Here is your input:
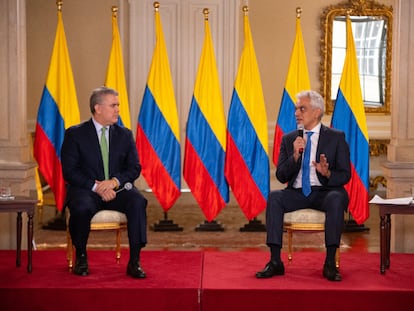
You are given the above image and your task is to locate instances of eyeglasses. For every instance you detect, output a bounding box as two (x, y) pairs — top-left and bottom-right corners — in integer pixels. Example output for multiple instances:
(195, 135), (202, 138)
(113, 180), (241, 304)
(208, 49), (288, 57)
(295, 106), (308, 113)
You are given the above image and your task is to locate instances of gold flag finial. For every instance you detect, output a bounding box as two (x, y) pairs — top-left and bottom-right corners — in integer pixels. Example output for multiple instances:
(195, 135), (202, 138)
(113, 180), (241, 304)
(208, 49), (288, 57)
(296, 7), (302, 18)
(203, 8), (209, 20)
(154, 2), (160, 11)
(56, 1), (63, 12)
(242, 5), (248, 15)
(112, 6), (118, 17)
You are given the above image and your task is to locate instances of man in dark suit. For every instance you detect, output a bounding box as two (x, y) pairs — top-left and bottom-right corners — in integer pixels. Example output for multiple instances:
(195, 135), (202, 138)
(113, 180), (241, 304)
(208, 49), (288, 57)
(61, 86), (147, 278)
(256, 90), (351, 281)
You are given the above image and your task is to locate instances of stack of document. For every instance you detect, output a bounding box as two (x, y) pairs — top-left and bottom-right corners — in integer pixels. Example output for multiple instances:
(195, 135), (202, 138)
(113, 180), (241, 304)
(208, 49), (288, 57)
(369, 194), (413, 205)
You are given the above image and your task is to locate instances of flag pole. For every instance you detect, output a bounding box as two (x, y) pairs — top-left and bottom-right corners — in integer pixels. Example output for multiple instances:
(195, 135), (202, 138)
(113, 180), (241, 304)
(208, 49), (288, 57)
(340, 11), (368, 234)
(141, 2), (183, 231)
(151, 212), (183, 232)
(195, 220), (225, 232)
(39, 0), (72, 231)
(57, 0), (62, 11)
(239, 217), (266, 232)
(150, 1), (180, 232)
(331, 11), (370, 232)
(184, 8), (228, 231)
(343, 213), (370, 232)
(194, 8), (226, 233)
(226, 5), (267, 232)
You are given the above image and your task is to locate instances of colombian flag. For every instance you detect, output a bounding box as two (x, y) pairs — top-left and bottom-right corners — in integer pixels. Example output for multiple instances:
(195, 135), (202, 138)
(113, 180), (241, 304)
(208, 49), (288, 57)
(33, 5), (80, 211)
(273, 12), (310, 165)
(225, 7), (269, 220)
(105, 6), (131, 129)
(136, 4), (181, 211)
(331, 17), (370, 224)
(183, 11), (229, 222)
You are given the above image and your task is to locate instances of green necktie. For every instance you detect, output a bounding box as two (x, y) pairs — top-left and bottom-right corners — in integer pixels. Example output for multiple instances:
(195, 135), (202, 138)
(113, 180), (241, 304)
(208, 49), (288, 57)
(100, 127), (109, 180)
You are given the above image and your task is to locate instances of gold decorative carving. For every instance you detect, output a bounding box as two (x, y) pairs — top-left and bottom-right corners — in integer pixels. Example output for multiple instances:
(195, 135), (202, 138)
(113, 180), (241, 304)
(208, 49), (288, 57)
(370, 175), (387, 191)
(369, 139), (389, 157)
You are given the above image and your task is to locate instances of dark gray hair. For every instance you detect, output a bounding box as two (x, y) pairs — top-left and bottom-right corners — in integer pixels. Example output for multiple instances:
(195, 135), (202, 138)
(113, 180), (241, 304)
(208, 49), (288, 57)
(89, 86), (119, 114)
(296, 90), (325, 120)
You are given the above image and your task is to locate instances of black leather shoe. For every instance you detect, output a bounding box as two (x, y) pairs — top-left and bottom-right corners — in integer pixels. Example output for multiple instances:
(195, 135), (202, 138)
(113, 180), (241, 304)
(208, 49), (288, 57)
(73, 254), (89, 276)
(126, 261), (146, 279)
(256, 261), (285, 278)
(323, 261), (342, 281)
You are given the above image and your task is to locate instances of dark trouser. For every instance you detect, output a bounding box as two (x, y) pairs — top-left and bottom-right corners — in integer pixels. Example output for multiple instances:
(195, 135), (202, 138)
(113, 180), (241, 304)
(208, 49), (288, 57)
(266, 187), (348, 248)
(67, 187), (147, 253)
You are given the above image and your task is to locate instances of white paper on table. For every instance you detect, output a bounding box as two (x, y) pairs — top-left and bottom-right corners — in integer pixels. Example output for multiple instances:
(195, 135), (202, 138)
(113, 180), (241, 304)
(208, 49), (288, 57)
(369, 194), (413, 205)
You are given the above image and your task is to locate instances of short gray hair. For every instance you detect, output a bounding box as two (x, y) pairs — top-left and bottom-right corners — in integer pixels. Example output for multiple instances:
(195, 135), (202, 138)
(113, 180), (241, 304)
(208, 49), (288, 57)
(296, 90), (325, 119)
(89, 86), (119, 114)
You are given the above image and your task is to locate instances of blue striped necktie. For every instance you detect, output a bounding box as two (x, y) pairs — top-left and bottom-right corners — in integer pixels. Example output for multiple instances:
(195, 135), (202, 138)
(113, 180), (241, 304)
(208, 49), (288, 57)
(302, 131), (313, 196)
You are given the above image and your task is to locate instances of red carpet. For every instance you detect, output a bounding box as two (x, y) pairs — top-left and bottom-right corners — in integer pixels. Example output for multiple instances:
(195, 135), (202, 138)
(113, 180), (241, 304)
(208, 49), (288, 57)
(0, 250), (413, 311)
(0, 250), (202, 311)
(201, 251), (414, 311)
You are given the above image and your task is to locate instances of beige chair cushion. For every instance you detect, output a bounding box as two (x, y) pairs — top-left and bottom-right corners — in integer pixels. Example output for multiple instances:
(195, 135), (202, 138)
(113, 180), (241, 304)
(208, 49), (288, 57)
(91, 210), (127, 223)
(284, 208), (325, 224)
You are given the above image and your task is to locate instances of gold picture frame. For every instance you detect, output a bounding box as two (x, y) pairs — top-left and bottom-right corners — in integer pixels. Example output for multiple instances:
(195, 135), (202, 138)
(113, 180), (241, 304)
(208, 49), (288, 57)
(320, 0), (393, 114)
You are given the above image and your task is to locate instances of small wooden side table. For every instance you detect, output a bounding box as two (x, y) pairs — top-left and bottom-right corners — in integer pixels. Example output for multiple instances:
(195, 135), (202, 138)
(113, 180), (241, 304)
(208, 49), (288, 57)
(376, 202), (414, 274)
(0, 196), (37, 272)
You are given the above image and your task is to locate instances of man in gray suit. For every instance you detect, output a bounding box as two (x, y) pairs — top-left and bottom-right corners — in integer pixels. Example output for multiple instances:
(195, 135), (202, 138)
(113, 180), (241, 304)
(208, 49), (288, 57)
(256, 90), (351, 281)
(61, 86), (147, 278)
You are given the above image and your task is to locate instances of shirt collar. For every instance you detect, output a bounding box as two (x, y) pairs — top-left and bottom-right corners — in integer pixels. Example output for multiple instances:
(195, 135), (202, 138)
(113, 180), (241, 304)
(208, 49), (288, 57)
(92, 118), (111, 144)
(92, 117), (109, 133)
(307, 123), (321, 134)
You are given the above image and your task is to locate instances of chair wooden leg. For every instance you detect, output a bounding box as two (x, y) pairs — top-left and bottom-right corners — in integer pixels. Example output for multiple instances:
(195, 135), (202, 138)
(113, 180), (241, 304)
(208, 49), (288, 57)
(66, 229), (73, 270)
(37, 205), (43, 226)
(335, 248), (340, 268)
(287, 229), (293, 263)
(116, 229), (121, 263)
(65, 210), (73, 270)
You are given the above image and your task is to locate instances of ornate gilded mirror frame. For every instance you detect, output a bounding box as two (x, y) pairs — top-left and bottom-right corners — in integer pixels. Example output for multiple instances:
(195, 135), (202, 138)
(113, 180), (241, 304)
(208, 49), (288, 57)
(320, 0), (393, 114)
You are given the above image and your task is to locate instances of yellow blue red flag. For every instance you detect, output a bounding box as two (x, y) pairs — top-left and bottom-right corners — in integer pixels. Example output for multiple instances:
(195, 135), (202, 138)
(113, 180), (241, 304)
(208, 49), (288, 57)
(183, 10), (229, 221)
(225, 7), (269, 220)
(136, 4), (181, 211)
(273, 10), (311, 165)
(331, 17), (370, 224)
(105, 6), (131, 129)
(34, 4), (80, 211)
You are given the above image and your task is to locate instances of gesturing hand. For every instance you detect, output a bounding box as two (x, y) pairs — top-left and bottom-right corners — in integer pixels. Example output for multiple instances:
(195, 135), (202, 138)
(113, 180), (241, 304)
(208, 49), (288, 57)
(313, 154), (331, 178)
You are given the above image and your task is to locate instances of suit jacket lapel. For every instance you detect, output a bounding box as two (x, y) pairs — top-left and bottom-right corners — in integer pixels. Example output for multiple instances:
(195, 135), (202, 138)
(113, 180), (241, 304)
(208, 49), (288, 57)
(87, 119), (106, 178)
(88, 119), (102, 156)
(108, 125), (119, 173)
(316, 124), (327, 159)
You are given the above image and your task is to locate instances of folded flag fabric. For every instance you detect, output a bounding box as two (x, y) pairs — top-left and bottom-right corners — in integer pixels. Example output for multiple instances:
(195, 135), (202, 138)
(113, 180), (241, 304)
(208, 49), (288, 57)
(34, 4), (80, 211)
(105, 6), (131, 129)
(331, 17), (370, 224)
(273, 11), (310, 166)
(184, 10), (229, 221)
(225, 7), (269, 220)
(136, 4), (181, 211)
